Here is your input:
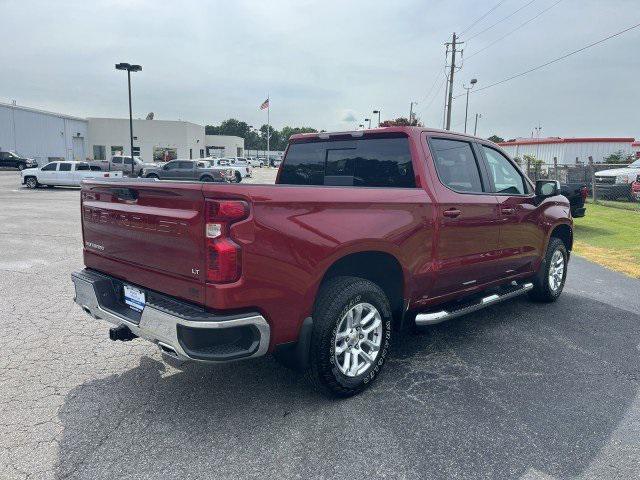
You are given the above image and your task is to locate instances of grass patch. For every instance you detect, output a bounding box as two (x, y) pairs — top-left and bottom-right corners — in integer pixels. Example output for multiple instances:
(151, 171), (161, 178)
(586, 198), (640, 212)
(573, 202), (640, 278)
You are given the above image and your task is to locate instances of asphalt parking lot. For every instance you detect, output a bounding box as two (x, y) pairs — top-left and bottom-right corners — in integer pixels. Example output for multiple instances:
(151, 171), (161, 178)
(1, 169), (639, 480)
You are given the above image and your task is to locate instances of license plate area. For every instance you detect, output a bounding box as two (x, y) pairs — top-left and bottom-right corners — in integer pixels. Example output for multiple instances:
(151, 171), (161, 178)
(123, 284), (146, 312)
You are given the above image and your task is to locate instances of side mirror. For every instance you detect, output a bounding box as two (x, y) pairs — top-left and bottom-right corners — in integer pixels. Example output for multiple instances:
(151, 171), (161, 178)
(535, 180), (559, 197)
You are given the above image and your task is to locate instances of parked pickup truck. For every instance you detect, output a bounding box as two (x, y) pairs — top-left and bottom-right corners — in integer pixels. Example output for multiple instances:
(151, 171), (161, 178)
(71, 127), (573, 397)
(561, 182), (587, 217)
(142, 159), (232, 182)
(0, 151), (38, 170)
(22, 161), (122, 188)
(594, 159), (640, 201)
(90, 155), (145, 176)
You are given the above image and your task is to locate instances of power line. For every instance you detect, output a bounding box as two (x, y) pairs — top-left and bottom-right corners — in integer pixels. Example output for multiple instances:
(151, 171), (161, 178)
(457, 22), (640, 97)
(465, 0), (564, 61)
(460, 0), (508, 36)
(423, 74), (447, 113)
(464, 0), (537, 42)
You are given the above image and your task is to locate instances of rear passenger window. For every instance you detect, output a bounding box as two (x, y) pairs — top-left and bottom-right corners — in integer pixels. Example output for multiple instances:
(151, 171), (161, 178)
(59, 163), (72, 172)
(280, 136), (415, 188)
(429, 138), (484, 193)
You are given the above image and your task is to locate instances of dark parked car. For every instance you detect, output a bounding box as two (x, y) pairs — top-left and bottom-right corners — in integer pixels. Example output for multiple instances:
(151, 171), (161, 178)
(142, 159), (232, 182)
(0, 151), (37, 170)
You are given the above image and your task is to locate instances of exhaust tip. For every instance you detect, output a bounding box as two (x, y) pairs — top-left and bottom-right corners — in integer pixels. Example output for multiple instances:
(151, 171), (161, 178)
(158, 342), (179, 358)
(109, 324), (137, 342)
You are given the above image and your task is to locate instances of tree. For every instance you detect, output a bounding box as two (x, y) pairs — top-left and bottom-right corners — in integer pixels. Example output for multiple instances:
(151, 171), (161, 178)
(205, 118), (252, 138)
(205, 119), (319, 152)
(280, 126), (318, 143)
(603, 150), (635, 164)
(379, 116), (422, 127)
(487, 135), (504, 143)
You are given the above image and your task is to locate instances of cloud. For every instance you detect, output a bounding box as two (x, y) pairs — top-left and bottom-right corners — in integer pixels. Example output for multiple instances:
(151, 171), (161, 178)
(1, 0), (638, 137)
(341, 110), (358, 123)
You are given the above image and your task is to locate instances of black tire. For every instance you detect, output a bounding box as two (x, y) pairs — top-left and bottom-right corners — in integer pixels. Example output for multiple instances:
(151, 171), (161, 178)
(528, 237), (568, 303)
(146, 173), (159, 179)
(24, 176), (38, 189)
(200, 175), (213, 182)
(310, 276), (392, 397)
(234, 172), (242, 183)
(17, 163), (25, 171)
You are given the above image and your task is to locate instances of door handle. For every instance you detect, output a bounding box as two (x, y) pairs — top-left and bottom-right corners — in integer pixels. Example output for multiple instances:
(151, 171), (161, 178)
(443, 208), (462, 218)
(501, 207), (515, 215)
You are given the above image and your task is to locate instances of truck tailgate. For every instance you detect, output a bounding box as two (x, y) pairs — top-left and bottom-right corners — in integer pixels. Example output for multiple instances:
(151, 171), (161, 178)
(81, 179), (206, 304)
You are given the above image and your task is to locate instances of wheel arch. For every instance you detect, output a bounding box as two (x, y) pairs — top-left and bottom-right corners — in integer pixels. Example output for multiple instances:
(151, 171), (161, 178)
(549, 222), (573, 252)
(316, 250), (406, 325)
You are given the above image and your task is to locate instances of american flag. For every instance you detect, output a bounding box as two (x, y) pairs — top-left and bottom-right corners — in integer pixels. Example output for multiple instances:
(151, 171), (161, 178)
(259, 98), (269, 110)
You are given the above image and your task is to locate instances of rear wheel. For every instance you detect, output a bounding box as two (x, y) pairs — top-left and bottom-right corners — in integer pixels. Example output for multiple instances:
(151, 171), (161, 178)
(200, 175), (213, 182)
(25, 176), (38, 189)
(529, 237), (568, 302)
(17, 163), (25, 171)
(146, 173), (159, 179)
(310, 276), (392, 397)
(234, 172), (242, 183)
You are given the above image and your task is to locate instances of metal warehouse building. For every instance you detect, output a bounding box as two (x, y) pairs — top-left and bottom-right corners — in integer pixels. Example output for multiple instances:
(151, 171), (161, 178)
(0, 101), (88, 164)
(498, 137), (636, 164)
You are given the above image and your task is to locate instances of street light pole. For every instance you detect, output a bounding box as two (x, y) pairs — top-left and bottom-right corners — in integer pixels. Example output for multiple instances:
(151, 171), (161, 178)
(365, 118), (371, 129)
(463, 78), (477, 133)
(115, 62), (142, 176)
(373, 110), (381, 127)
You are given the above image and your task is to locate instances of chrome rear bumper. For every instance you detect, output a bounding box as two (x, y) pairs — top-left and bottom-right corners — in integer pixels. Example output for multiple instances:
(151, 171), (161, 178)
(71, 269), (270, 363)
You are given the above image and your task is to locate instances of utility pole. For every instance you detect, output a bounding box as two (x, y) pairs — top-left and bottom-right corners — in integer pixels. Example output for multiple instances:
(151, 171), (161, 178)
(444, 32), (463, 131)
(474, 113), (482, 136)
(409, 101), (417, 125)
(534, 122), (542, 159)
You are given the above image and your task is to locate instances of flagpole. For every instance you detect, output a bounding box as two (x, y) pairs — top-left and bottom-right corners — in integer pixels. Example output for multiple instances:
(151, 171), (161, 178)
(266, 94), (270, 165)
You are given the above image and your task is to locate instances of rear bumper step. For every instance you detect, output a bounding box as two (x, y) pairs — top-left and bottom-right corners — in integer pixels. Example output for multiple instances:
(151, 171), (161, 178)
(71, 269), (270, 363)
(415, 282), (533, 326)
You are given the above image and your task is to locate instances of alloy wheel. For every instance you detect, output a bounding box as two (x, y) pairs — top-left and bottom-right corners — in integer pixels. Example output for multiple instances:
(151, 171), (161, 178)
(333, 302), (383, 377)
(548, 249), (565, 292)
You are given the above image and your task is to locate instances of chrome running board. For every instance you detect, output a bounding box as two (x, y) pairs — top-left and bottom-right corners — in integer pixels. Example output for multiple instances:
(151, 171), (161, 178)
(415, 282), (533, 326)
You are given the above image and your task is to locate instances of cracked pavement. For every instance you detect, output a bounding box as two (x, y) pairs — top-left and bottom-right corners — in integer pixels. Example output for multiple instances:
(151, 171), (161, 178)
(0, 170), (639, 479)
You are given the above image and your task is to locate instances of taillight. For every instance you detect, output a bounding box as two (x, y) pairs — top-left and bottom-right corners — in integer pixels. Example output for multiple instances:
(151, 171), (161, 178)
(205, 200), (249, 283)
(580, 185), (588, 200)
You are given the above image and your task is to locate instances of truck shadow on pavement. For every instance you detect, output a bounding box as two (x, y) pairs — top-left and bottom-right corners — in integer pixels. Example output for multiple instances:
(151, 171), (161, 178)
(55, 294), (640, 479)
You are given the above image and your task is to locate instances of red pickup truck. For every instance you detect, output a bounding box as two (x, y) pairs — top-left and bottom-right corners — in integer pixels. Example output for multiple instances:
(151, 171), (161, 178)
(72, 127), (572, 396)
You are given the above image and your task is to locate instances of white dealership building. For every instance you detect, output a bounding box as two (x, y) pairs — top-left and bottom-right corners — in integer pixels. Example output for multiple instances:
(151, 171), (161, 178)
(0, 100), (244, 164)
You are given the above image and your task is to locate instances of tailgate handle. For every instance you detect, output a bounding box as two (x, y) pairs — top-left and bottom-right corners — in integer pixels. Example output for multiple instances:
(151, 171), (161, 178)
(112, 188), (138, 202)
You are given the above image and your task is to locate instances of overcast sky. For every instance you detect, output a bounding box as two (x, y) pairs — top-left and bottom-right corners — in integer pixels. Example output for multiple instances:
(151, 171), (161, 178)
(2, 0), (638, 139)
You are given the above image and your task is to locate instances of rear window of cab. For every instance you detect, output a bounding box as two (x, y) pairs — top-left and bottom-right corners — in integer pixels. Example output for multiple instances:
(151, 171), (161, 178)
(279, 136), (415, 188)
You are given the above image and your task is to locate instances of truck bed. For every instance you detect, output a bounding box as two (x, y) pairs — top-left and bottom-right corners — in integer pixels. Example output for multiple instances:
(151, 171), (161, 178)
(80, 178), (430, 346)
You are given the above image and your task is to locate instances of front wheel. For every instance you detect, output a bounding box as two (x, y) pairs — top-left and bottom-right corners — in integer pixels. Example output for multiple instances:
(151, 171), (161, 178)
(234, 172), (242, 183)
(17, 163), (25, 171)
(146, 173), (159, 179)
(310, 276), (392, 397)
(25, 176), (38, 189)
(528, 237), (568, 302)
